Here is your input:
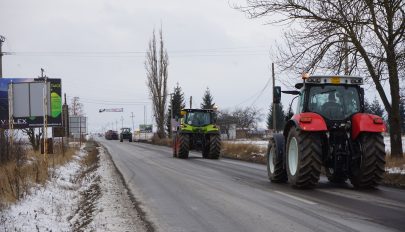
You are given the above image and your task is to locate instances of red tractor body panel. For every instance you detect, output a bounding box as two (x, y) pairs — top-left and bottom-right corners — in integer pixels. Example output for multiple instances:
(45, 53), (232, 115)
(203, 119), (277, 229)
(351, 113), (386, 140)
(292, 112), (327, 131)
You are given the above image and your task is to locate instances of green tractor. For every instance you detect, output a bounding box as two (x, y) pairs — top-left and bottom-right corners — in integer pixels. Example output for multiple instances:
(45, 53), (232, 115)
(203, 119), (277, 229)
(120, 127), (133, 142)
(173, 109), (221, 159)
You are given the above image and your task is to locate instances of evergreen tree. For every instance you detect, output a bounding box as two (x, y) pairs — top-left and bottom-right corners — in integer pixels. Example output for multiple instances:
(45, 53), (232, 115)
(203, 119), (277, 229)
(201, 87), (215, 109)
(369, 97), (385, 117)
(166, 83), (185, 137)
(267, 103), (286, 132)
(364, 98), (371, 114)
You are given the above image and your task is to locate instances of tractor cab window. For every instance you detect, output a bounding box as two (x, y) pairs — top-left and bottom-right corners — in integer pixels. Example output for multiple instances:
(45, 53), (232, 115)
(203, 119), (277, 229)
(185, 111), (211, 126)
(308, 85), (360, 120)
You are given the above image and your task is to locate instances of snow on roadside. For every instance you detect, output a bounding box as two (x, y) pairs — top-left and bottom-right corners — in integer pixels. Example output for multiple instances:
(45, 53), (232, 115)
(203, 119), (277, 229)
(0, 144), (148, 232)
(87, 146), (147, 231)
(0, 150), (86, 231)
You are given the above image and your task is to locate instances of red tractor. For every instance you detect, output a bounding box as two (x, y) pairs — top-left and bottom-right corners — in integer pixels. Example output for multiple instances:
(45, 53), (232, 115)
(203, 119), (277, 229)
(268, 75), (386, 189)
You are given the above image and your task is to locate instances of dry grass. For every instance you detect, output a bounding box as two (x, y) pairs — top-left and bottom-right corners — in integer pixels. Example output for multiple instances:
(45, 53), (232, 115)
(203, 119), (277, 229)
(0, 142), (77, 208)
(221, 142), (266, 164)
(385, 155), (405, 168)
(151, 134), (172, 147)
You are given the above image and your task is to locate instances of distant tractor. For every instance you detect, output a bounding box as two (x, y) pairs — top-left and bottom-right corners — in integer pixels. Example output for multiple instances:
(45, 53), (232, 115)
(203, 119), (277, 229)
(120, 128), (133, 142)
(268, 75), (386, 189)
(173, 109), (221, 159)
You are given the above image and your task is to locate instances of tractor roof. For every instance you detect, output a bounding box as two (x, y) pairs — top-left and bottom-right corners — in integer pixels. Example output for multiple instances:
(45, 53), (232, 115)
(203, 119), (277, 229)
(295, 75), (363, 89)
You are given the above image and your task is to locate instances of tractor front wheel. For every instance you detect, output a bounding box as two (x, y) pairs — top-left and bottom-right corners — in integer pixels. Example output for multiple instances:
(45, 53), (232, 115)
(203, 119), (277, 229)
(177, 134), (190, 159)
(350, 133), (385, 188)
(267, 139), (287, 183)
(286, 128), (322, 188)
(208, 134), (221, 159)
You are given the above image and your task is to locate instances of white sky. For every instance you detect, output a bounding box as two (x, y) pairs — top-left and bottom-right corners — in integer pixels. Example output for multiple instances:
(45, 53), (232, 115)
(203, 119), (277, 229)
(0, 0), (380, 132)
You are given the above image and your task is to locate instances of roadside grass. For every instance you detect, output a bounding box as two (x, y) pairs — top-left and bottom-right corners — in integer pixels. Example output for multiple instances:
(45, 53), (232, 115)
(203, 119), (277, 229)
(151, 135), (172, 147)
(0, 141), (77, 208)
(385, 155), (405, 169)
(221, 142), (266, 164)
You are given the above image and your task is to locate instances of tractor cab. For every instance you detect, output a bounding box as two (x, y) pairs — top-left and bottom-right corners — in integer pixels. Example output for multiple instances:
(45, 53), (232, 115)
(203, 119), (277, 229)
(181, 109), (217, 127)
(293, 76), (364, 128)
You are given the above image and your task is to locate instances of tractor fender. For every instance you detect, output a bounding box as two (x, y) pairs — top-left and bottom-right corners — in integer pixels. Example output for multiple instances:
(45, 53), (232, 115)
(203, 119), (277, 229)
(284, 113), (327, 136)
(351, 113), (386, 140)
(270, 133), (285, 161)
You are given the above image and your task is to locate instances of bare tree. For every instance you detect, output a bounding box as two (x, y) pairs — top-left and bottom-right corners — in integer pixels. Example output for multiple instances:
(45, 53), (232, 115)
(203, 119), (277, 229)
(232, 107), (262, 138)
(238, 0), (404, 157)
(69, 96), (84, 116)
(145, 28), (169, 138)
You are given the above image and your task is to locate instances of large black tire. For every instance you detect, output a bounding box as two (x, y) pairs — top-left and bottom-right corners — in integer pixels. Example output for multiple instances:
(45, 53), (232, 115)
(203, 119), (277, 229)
(267, 138), (287, 183)
(207, 134), (221, 159)
(172, 135), (177, 158)
(129, 136), (132, 142)
(350, 133), (385, 189)
(177, 134), (190, 159)
(286, 128), (322, 188)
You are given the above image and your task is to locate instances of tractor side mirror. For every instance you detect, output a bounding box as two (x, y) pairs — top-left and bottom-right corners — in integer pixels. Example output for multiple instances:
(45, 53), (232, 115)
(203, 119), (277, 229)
(273, 86), (281, 104)
(359, 88), (365, 110)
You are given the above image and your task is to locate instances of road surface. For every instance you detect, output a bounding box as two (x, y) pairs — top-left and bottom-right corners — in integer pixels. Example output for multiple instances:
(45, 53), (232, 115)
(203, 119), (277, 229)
(100, 139), (405, 232)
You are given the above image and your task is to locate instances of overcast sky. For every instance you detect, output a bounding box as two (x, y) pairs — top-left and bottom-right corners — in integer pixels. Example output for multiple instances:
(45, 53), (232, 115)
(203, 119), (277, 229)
(0, 0), (347, 132)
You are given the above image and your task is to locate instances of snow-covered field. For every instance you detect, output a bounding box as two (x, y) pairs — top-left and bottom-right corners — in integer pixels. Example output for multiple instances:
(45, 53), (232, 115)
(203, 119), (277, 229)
(0, 145), (147, 231)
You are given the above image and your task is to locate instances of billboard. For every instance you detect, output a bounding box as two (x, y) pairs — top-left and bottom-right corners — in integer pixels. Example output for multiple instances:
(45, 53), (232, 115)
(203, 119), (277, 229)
(69, 116), (87, 134)
(0, 78), (62, 129)
(139, 124), (153, 133)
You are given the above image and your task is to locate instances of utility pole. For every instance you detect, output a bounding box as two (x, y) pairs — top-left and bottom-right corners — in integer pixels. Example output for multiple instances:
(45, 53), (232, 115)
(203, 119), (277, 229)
(120, 116), (124, 129)
(0, 35), (5, 78)
(130, 112), (135, 132)
(189, 96), (192, 108)
(272, 63), (277, 133)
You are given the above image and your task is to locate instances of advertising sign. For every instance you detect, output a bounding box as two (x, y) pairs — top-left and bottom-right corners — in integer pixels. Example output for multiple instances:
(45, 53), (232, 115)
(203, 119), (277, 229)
(139, 124), (153, 133)
(69, 116), (87, 134)
(0, 78), (62, 129)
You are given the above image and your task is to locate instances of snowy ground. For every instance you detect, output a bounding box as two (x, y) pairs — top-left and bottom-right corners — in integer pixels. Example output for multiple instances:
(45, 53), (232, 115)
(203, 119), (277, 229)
(0, 144), (148, 231)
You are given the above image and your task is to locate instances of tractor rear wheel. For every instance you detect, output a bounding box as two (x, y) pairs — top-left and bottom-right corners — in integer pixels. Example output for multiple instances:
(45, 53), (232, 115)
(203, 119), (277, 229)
(177, 133), (190, 159)
(267, 139), (287, 183)
(286, 128), (322, 188)
(350, 133), (385, 189)
(207, 134), (221, 159)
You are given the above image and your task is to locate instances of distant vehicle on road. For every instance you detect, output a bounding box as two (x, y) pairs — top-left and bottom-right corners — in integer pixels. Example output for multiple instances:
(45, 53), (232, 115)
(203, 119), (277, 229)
(105, 130), (119, 140)
(120, 128), (133, 142)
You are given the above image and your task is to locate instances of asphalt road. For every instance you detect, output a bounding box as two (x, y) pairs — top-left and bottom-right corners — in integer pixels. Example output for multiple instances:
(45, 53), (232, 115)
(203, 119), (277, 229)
(100, 139), (405, 232)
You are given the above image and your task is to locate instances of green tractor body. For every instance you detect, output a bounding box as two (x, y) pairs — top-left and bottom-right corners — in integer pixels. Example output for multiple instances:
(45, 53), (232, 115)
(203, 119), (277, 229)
(120, 127), (133, 142)
(173, 109), (221, 159)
